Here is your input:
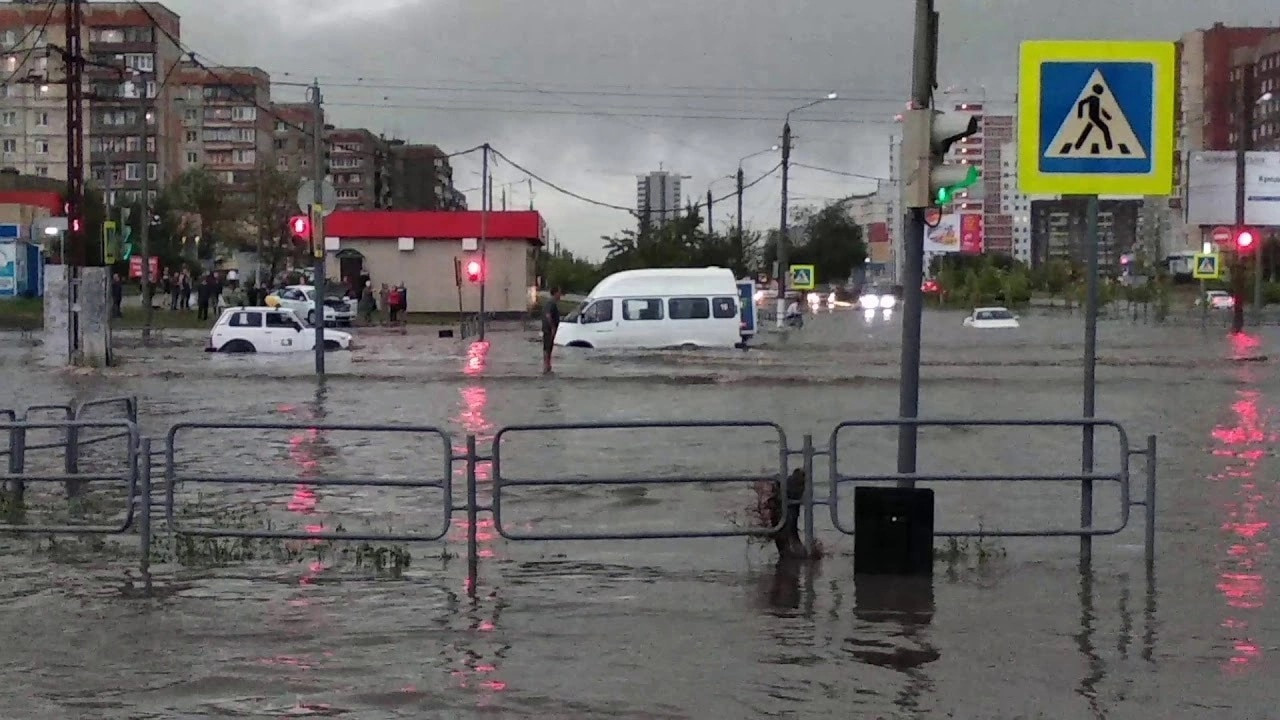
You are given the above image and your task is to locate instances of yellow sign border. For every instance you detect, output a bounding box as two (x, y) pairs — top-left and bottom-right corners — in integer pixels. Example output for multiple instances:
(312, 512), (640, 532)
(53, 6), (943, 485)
(1192, 252), (1221, 280)
(789, 264), (816, 290)
(1018, 40), (1175, 196)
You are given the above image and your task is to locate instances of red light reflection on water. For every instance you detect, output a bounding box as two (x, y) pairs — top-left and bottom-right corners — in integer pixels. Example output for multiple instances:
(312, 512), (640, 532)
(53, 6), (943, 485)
(449, 340), (507, 702)
(278, 403), (329, 585)
(1209, 380), (1273, 673)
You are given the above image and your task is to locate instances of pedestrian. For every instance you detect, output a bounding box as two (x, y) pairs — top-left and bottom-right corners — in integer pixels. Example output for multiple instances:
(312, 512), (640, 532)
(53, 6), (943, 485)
(359, 280), (376, 324)
(542, 287), (562, 374)
(387, 283), (401, 324)
(179, 270), (192, 310)
(196, 273), (215, 321)
(379, 283), (390, 323)
(110, 273), (123, 318)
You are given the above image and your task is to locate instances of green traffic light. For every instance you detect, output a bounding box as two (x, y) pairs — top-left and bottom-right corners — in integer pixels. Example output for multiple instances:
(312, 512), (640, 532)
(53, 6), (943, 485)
(935, 165), (981, 205)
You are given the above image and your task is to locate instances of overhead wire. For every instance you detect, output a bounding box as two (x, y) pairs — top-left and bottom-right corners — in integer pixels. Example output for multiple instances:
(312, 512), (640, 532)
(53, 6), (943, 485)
(0, 0), (58, 87)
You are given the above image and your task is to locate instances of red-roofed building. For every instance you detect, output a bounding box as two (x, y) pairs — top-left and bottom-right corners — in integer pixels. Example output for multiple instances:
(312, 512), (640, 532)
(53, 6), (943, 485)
(323, 210), (547, 314)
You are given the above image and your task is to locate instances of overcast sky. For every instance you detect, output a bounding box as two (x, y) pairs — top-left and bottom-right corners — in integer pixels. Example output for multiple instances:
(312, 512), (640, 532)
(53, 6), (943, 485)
(162, 0), (1279, 260)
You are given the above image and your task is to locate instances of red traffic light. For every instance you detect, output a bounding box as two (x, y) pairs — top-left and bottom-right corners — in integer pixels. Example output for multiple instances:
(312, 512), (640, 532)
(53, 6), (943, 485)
(1235, 229), (1256, 251)
(288, 215), (311, 242)
(465, 259), (483, 282)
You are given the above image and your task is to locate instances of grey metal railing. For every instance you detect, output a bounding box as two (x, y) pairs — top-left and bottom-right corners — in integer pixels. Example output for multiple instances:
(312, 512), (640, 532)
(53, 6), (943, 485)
(0, 398), (1159, 594)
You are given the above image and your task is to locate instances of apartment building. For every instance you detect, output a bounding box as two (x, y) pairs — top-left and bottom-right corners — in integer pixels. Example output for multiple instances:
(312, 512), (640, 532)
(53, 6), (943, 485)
(270, 101), (323, 178)
(998, 141), (1034, 266)
(326, 127), (389, 210)
(636, 170), (682, 227)
(387, 141), (462, 211)
(1229, 31), (1280, 151)
(173, 62), (272, 206)
(0, 1), (182, 205)
(1030, 198), (1139, 271)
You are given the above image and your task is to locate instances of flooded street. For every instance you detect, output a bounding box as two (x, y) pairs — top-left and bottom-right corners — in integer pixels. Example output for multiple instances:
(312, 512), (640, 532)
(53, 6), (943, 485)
(0, 307), (1276, 719)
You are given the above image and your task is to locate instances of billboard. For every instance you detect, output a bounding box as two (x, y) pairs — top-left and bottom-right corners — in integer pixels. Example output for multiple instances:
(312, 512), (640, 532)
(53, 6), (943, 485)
(960, 213), (984, 254)
(0, 239), (15, 297)
(924, 214), (961, 254)
(1187, 151), (1280, 226)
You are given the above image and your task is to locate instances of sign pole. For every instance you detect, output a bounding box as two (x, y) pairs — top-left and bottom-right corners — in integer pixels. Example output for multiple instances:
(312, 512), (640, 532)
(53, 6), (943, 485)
(310, 80), (326, 376)
(1081, 194), (1100, 565)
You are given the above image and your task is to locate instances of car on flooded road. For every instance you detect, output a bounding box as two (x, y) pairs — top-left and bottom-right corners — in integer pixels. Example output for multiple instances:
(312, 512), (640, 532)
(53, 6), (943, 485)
(207, 306), (353, 353)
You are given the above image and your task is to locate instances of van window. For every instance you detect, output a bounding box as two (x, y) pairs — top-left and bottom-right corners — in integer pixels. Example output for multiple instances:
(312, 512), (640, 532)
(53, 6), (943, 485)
(622, 298), (663, 321)
(668, 297), (710, 320)
(582, 299), (614, 324)
(228, 311), (261, 327)
(711, 297), (737, 319)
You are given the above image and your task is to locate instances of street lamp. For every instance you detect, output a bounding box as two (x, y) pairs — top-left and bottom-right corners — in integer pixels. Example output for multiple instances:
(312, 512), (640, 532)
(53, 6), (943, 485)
(777, 93), (837, 326)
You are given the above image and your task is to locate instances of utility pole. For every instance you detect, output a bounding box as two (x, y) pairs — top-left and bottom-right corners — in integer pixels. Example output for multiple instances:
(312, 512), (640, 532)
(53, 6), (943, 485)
(528, 178), (534, 210)
(138, 83), (153, 341)
(479, 143), (489, 341)
(1232, 70), (1249, 334)
(706, 188), (713, 235)
(310, 80), (326, 374)
(735, 167), (745, 274)
(501, 186), (507, 211)
(64, 0), (86, 362)
(777, 122), (792, 328)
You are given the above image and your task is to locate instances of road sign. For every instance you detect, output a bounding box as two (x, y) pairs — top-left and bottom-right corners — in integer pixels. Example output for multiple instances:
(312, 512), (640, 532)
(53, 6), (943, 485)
(1192, 252), (1221, 280)
(297, 179), (338, 216)
(1018, 40), (1175, 196)
(789, 264), (816, 291)
(1211, 226), (1232, 246)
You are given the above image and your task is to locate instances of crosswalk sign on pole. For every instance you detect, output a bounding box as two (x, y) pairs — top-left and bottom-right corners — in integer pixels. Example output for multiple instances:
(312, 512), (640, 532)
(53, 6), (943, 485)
(1192, 252), (1221, 280)
(1018, 40), (1175, 196)
(789, 264), (816, 291)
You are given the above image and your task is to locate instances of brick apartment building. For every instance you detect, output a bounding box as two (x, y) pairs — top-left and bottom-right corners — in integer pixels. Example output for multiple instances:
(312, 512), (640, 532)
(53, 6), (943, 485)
(326, 127), (389, 210)
(270, 101), (323, 177)
(387, 141), (464, 211)
(173, 62), (272, 206)
(1230, 32), (1280, 152)
(0, 2), (183, 206)
(942, 102), (1018, 258)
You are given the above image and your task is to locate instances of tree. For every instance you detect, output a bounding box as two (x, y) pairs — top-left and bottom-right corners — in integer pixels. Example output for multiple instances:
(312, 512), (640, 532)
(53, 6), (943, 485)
(538, 246), (601, 293)
(166, 167), (245, 259)
(760, 202), (867, 284)
(249, 164), (304, 281)
(600, 210), (739, 275)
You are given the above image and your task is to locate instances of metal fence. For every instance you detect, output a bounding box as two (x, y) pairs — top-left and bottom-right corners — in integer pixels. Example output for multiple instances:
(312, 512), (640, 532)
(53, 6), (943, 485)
(1, 397), (1158, 592)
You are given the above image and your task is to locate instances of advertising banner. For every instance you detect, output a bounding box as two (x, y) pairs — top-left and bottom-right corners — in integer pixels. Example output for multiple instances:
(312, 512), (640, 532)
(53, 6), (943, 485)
(924, 214), (961, 254)
(1187, 151), (1280, 226)
(0, 239), (16, 297)
(128, 255), (159, 280)
(960, 213), (984, 254)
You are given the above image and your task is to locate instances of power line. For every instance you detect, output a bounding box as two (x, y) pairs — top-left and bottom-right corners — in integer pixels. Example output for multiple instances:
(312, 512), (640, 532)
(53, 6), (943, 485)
(791, 162), (889, 181)
(321, 99), (897, 125)
(0, 1), (58, 87)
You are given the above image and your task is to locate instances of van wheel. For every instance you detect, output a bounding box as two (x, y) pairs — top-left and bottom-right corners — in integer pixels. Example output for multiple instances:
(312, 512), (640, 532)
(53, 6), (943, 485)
(219, 339), (255, 353)
(323, 340), (341, 351)
(567, 341), (593, 348)
(306, 310), (316, 325)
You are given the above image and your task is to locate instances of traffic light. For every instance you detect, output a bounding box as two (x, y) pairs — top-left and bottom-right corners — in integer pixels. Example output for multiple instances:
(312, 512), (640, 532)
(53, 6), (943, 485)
(288, 215), (311, 243)
(1235, 228), (1256, 252)
(901, 107), (982, 208)
(464, 257), (483, 283)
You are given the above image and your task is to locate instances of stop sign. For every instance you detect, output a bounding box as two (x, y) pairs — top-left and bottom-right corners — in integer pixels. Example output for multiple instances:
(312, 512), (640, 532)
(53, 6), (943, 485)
(1211, 226), (1232, 245)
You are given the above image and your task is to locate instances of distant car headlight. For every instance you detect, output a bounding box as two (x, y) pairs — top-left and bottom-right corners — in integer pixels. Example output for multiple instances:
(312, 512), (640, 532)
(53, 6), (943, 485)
(879, 295), (896, 309)
(860, 294), (880, 310)
(806, 292), (820, 305)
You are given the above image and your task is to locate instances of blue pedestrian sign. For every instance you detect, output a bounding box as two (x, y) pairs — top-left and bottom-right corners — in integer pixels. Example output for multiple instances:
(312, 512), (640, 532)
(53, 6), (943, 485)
(789, 264), (815, 291)
(1018, 41), (1175, 196)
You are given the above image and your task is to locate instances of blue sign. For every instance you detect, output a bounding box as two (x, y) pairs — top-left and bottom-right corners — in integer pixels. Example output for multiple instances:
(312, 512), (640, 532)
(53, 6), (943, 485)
(736, 280), (756, 338)
(1038, 62), (1153, 176)
(0, 238), (16, 298)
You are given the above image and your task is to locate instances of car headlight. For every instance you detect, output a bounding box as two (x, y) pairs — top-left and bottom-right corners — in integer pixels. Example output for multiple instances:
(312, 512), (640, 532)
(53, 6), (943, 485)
(860, 294), (880, 309)
(879, 295), (896, 309)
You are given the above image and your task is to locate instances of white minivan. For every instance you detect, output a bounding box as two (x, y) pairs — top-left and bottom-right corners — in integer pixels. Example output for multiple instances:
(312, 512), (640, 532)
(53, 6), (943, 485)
(554, 267), (743, 349)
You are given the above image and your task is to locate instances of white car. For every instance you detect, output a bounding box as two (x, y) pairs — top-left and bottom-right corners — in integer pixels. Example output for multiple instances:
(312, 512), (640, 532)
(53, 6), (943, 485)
(963, 307), (1020, 329)
(1198, 290), (1234, 310)
(266, 285), (355, 326)
(207, 306), (353, 353)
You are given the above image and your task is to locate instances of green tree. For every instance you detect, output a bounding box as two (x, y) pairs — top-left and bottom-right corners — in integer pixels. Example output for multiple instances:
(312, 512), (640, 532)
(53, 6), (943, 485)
(249, 164), (304, 281)
(761, 202), (867, 285)
(167, 167), (244, 259)
(538, 246), (601, 293)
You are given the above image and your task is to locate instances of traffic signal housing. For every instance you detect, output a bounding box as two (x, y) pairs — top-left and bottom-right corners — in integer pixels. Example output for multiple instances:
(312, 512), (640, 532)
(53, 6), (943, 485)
(464, 257), (483, 283)
(288, 215), (311, 244)
(901, 107), (982, 208)
(1234, 228), (1257, 253)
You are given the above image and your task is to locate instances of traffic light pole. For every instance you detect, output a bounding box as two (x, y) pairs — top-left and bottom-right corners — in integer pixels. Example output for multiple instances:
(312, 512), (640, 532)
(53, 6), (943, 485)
(776, 122), (791, 328)
(479, 144), (489, 341)
(311, 80), (326, 375)
(895, 0), (936, 488)
(1232, 74), (1249, 334)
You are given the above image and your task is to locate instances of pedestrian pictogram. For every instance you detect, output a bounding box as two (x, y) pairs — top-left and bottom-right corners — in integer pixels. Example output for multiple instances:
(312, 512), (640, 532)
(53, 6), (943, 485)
(1018, 40), (1175, 196)
(1192, 252), (1221, 280)
(1044, 70), (1145, 159)
(789, 264), (815, 290)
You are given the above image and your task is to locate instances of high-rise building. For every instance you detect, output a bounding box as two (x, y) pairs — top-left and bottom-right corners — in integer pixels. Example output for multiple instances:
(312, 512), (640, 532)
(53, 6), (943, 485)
(636, 170), (682, 227)
(269, 101), (323, 178)
(173, 63), (272, 207)
(387, 142), (462, 211)
(326, 128), (389, 210)
(0, 2), (183, 204)
(999, 141), (1034, 266)
(944, 102), (1017, 256)
(1229, 31), (1280, 151)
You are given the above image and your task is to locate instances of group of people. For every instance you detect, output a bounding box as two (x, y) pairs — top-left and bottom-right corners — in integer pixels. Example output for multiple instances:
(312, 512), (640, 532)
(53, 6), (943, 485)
(108, 267), (238, 321)
(341, 276), (408, 325)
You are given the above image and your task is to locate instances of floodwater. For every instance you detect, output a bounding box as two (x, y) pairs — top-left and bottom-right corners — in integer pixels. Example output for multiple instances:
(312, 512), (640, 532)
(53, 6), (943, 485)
(0, 307), (1276, 719)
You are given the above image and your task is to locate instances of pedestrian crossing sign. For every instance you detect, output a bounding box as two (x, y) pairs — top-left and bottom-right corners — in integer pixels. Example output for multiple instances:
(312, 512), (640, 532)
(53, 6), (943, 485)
(1193, 252), (1221, 280)
(1018, 40), (1175, 196)
(789, 264), (815, 290)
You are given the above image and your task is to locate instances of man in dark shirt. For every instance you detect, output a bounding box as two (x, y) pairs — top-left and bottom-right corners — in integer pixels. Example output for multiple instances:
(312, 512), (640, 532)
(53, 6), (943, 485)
(542, 287), (562, 373)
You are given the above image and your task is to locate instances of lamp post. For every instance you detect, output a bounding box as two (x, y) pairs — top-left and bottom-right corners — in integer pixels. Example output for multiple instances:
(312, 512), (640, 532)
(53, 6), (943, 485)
(777, 93), (837, 327)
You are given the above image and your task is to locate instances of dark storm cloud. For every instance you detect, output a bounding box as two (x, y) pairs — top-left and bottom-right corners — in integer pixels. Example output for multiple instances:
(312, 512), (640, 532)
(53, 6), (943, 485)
(169, 0), (1278, 257)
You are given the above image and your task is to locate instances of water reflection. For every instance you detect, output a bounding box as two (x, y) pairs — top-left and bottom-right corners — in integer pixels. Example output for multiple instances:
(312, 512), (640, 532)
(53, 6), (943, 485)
(1210, 332), (1273, 673)
(278, 383), (332, 586)
(449, 340), (507, 704)
(850, 576), (938, 714)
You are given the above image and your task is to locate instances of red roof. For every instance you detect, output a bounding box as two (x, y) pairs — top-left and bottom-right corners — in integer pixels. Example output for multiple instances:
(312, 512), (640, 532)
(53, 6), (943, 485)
(0, 190), (63, 214)
(325, 210), (545, 243)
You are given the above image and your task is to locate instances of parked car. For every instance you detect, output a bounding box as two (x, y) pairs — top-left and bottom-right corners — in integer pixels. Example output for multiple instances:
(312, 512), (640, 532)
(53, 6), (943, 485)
(1197, 290), (1234, 310)
(963, 307), (1020, 329)
(265, 285), (355, 326)
(207, 306), (353, 353)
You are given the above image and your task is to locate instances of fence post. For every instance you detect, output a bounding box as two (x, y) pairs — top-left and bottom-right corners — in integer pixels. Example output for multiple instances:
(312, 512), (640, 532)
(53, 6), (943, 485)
(139, 437), (152, 577)
(1144, 434), (1156, 571)
(65, 410), (82, 499)
(5, 423), (25, 509)
(465, 433), (479, 597)
(801, 434), (816, 556)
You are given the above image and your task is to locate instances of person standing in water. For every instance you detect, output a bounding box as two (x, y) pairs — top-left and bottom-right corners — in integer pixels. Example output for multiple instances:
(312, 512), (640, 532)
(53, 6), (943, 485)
(542, 287), (562, 373)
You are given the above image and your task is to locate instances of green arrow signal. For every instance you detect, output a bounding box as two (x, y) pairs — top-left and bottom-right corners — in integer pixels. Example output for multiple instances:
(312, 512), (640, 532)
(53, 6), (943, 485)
(935, 165), (981, 206)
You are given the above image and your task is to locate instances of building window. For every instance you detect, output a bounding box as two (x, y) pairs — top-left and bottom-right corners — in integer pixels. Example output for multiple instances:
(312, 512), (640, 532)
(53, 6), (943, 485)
(34, 111), (48, 126)
(336, 188), (360, 200)
(148, 163), (157, 181)
(147, 136), (155, 152)
(1, 139), (13, 153)
(277, 156), (289, 170)
(185, 130), (197, 143)
(186, 151), (198, 163)
(34, 139), (49, 154)
(231, 106), (256, 121)
(235, 128), (255, 142)
(233, 149), (255, 164)
(2, 55), (16, 73)
(0, 111), (13, 126)
(125, 163), (140, 180)
(34, 165), (48, 177)
(124, 53), (154, 72)
(184, 108), (197, 121)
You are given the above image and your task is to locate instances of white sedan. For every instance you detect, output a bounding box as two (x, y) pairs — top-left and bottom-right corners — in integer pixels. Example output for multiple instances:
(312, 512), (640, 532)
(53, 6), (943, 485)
(1198, 290), (1235, 310)
(265, 285), (355, 326)
(963, 307), (1020, 329)
(207, 307), (353, 353)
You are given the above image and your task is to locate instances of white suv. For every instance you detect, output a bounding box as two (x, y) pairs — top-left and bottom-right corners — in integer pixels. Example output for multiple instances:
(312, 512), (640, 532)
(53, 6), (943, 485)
(266, 285), (356, 326)
(207, 306), (353, 353)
